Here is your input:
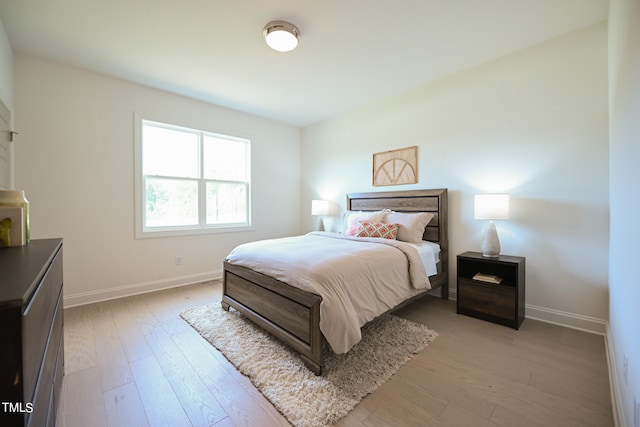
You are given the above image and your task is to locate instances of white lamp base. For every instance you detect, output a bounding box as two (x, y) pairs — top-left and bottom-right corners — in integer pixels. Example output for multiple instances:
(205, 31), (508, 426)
(481, 221), (501, 257)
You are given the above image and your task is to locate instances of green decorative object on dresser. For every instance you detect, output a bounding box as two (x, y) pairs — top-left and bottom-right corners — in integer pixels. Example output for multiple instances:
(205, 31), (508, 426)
(0, 216), (13, 247)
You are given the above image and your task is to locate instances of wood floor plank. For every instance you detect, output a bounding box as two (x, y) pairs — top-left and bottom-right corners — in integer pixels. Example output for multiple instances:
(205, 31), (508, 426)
(346, 412), (396, 427)
(63, 305), (99, 374)
(361, 372), (449, 417)
(422, 333), (533, 385)
(144, 327), (227, 427)
(334, 404), (373, 427)
(129, 355), (193, 427)
(212, 417), (238, 427)
(122, 293), (165, 336)
(172, 329), (290, 427)
(489, 403), (548, 427)
(392, 359), (497, 421)
(61, 366), (108, 427)
(90, 302), (135, 392)
(366, 392), (447, 427)
(528, 367), (613, 415)
(144, 287), (199, 336)
(511, 335), (609, 386)
(103, 382), (150, 427)
(439, 401), (501, 427)
(104, 298), (154, 362)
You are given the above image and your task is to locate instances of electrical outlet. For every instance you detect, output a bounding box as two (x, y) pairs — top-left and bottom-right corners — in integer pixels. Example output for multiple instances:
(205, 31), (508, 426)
(624, 355), (629, 385)
(175, 256), (183, 266)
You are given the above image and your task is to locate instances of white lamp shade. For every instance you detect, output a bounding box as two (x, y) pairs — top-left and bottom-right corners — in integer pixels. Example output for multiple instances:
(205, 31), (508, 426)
(474, 194), (510, 220)
(311, 199), (330, 216)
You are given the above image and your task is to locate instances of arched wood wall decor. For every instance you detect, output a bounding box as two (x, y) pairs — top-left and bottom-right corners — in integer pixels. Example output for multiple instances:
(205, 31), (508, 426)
(372, 146), (418, 186)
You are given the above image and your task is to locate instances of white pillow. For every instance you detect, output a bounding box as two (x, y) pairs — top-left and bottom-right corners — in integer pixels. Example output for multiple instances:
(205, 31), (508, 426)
(384, 211), (435, 243)
(342, 210), (386, 235)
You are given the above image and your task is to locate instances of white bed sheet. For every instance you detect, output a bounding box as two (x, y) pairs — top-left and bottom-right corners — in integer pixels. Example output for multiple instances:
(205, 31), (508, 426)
(407, 240), (440, 277)
(225, 232), (433, 354)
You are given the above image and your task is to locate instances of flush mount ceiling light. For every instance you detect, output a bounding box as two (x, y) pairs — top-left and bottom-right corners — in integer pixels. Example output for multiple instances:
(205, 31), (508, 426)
(263, 21), (299, 52)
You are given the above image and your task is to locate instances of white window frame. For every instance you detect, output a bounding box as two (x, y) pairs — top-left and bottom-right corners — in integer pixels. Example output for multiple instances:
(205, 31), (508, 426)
(134, 115), (253, 238)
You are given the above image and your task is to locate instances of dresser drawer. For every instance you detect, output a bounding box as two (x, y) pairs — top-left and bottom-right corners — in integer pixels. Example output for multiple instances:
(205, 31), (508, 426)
(26, 289), (63, 427)
(22, 248), (63, 402)
(51, 331), (64, 426)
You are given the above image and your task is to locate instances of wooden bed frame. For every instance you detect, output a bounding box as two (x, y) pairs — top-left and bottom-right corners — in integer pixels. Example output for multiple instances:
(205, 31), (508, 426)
(221, 188), (448, 375)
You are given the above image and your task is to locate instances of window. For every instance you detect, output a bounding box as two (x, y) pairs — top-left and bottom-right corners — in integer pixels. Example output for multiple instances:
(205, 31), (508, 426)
(136, 118), (251, 237)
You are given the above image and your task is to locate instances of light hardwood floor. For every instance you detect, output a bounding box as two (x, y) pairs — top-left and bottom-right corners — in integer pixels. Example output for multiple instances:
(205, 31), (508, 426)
(59, 281), (614, 427)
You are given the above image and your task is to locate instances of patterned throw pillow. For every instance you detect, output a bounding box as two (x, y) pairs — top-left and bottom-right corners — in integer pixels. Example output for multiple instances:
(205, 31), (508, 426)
(356, 221), (399, 240)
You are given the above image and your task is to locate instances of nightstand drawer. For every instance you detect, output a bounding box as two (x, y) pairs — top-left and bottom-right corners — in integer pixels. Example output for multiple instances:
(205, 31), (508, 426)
(458, 279), (515, 320)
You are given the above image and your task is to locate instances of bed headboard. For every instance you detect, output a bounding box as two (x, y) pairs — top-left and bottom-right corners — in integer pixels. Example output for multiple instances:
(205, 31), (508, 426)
(346, 188), (448, 252)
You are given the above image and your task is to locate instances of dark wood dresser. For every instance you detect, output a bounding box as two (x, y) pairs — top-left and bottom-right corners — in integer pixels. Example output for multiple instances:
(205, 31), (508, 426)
(0, 239), (64, 426)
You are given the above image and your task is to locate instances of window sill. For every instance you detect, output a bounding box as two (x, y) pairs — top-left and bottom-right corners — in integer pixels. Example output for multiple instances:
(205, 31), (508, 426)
(135, 225), (255, 239)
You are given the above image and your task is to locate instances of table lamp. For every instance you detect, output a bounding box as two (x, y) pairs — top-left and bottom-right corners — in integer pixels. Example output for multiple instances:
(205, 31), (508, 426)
(474, 194), (510, 257)
(311, 199), (330, 231)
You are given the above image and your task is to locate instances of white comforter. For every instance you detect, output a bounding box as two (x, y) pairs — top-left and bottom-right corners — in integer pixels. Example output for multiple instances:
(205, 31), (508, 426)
(225, 231), (431, 353)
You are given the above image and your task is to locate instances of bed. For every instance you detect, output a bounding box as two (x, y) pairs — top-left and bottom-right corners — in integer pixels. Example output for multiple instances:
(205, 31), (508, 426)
(221, 188), (448, 375)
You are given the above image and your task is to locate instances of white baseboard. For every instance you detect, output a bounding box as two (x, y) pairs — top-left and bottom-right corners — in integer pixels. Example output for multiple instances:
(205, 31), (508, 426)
(524, 304), (607, 335)
(63, 269), (223, 308)
(605, 324), (626, 427)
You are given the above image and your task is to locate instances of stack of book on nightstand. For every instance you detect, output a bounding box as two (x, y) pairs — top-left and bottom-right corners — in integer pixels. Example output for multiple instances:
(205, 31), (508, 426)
(473, 272), (503, 284)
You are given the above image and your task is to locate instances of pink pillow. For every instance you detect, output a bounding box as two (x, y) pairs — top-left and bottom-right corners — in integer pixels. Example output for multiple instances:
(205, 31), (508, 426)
(356, 221), (399, 240)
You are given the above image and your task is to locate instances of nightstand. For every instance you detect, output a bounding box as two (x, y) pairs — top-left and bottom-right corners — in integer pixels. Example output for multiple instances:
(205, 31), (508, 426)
(456, 251), (525, 329)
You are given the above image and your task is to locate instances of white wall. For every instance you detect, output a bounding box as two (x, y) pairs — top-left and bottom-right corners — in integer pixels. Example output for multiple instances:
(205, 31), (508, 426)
(301, 23), (609, 332)
(14, 55), (301, 306)
(0, 18), (14, 190)
(0, 18), (12, 111)
(608, 0), (640, 425)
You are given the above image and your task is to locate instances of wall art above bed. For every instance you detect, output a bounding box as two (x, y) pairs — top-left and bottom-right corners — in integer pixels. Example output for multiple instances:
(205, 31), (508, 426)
(372, 145), (418, 186)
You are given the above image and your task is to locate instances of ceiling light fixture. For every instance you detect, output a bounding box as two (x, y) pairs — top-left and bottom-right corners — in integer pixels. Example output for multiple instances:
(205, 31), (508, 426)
(263, 21), (299, 52)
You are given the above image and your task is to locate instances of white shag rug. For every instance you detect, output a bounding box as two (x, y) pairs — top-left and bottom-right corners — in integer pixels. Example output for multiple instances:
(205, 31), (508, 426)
(180, 304), (437, 427)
